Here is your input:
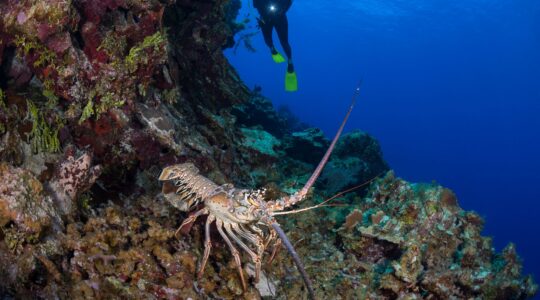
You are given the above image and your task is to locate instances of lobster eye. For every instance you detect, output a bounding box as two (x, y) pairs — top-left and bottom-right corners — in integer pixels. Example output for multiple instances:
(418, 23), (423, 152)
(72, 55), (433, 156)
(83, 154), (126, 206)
(245, 193), (260, 208)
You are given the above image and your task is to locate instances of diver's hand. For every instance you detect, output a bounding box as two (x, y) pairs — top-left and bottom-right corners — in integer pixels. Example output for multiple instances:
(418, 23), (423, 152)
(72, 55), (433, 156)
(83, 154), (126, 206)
(256, 17), (265, 29)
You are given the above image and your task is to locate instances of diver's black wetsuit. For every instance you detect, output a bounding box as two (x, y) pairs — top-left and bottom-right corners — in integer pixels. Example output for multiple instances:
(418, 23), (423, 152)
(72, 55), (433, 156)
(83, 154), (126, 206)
(254, 0), (293, 60)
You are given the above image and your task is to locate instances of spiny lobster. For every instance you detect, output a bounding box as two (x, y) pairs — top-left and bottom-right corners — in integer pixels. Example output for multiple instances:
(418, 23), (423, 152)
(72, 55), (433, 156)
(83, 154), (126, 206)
(159, 84), (362, 299)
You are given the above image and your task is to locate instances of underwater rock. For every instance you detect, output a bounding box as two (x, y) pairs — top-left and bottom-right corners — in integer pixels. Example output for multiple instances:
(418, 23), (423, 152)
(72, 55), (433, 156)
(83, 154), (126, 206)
(135, 103), (183, 155)
(240, 127), (281, 157)
(0, 130), (25, 166)
(319, 130), (389, 194)
(47, 148), (101, 218)
(282, 129), (389, 195)
(232, 94), (288, 138)
(338, 172), (537, 299)
(318, 156), (369, 195)
(334, 130), (388, 172)
(284, 127), (329, 164)
(0, 163), (59, 234)
(5, 56), (33, 88)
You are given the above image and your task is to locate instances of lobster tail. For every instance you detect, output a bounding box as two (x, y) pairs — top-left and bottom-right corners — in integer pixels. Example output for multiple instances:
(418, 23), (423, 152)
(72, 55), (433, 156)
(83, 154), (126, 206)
(159, 163), (220, 211)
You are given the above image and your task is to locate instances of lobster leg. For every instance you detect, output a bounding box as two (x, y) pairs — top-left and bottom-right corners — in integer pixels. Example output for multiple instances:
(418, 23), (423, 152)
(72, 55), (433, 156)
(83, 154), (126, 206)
(232, 224), (264, 283)
(224, 223), (260, 282)
(176, 208), (208, 237)
(197, 214), (215, 279)
(216, 219), (247, 291)
(249, 224), (264, 239)
(268, 236), (282, 265)
(264, 228), (277, 249)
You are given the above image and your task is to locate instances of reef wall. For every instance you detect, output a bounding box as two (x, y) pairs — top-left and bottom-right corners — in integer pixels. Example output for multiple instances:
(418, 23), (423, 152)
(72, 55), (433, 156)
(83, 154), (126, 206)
(0, 0), (537, 299)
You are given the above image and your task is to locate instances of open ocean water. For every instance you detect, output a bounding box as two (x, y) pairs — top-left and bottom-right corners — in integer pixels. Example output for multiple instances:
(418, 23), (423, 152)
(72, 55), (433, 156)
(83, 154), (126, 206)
(226, 0), (540, 289)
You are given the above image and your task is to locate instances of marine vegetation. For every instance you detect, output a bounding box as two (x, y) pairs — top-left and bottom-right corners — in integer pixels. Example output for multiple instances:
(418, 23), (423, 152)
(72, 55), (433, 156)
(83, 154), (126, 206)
(26, 100), (63, 153)
(0, 0), (537, 299)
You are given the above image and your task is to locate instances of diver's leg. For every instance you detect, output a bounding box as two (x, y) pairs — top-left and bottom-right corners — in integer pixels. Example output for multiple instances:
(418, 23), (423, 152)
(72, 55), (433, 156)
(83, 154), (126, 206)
(262, 22), (286, 63)
(275, 15), (293, 70)
(275, 15), (297, 91)
(261, 22), (275, 52)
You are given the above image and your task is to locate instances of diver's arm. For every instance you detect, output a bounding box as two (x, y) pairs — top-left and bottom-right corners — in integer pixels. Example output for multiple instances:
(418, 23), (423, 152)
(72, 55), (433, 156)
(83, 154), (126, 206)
(254, 0), (270, 17)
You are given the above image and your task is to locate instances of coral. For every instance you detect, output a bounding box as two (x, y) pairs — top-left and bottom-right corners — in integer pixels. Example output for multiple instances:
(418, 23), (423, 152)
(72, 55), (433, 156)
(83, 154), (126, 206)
(337, 172), (537, 299)
(47, 148), (101, 218)
(343, 209), (363, 230)
(0, 163), (60, 234)
(240, 127), (281, 157)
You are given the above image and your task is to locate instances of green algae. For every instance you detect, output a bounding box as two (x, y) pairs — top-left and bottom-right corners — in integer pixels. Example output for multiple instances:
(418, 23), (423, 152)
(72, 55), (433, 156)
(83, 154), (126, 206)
(2, 226), (40, 253)
(163, 87), (179, 104)
(125, 31), (167, 73)
(96, 92), (125, 115)
(78, 31), (167, 124)
(98, 32), (128, 59)
(0, 88), (5, 134)
(0, 88), (5, 108)
(42, 88), (59, 108)
(26, 100), (62, 153)
(79, 90), (125, 124)
(79, 99), (94, 124)
(14, 35), (57, 69)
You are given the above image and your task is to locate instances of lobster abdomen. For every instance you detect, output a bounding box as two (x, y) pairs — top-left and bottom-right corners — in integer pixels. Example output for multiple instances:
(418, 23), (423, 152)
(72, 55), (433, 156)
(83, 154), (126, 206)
(159, 163), (220, 211)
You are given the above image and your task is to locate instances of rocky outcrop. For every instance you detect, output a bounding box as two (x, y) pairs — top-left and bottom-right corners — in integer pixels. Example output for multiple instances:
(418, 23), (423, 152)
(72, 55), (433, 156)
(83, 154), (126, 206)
(337, 172), (537, 299)
(0, 163), (60, 234)
(319, 130), (389, 194)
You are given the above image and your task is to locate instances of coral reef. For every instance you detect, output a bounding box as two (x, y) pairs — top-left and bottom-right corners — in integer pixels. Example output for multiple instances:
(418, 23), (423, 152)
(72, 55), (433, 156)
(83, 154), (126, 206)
(0, 162), (59, 234)
(336, 172), (537, 299)
(0, 0), (536, 299)
(232, 94), (289, 138)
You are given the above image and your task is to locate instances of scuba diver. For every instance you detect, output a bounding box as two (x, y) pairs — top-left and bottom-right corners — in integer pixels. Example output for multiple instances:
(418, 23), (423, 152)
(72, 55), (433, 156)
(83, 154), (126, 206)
(253, 0), (297, 92)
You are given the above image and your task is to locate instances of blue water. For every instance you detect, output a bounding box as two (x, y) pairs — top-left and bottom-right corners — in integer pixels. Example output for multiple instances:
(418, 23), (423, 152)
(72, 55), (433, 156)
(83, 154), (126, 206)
(226, 0), (540, 286)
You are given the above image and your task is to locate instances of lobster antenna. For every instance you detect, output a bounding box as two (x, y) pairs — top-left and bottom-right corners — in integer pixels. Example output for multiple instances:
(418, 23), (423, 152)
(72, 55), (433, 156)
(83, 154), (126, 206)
(286, 81), (363, 207)
(271, 222), (316, 299)
(272, 170), (383, 216)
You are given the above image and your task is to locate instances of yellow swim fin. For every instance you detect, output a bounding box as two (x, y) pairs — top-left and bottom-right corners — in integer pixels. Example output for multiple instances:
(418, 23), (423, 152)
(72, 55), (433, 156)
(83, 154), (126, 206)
(285, 71), (298, 92)
(272, 52), (286, 63)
